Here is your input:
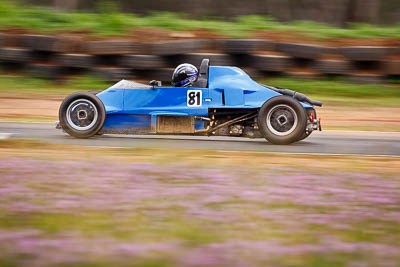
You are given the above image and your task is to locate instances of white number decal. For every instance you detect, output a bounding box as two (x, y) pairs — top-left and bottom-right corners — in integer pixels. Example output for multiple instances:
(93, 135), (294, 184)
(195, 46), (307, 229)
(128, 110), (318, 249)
(187, 90), (202, 107)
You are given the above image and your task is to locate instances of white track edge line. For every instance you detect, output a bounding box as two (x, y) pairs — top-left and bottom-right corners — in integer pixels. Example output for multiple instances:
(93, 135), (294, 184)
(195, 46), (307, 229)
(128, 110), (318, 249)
(0, 133), (13, 140)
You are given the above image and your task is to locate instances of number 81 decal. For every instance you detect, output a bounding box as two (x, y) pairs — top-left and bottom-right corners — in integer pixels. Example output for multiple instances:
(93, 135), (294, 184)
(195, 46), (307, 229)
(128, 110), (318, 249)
(187, 90), (202, 107)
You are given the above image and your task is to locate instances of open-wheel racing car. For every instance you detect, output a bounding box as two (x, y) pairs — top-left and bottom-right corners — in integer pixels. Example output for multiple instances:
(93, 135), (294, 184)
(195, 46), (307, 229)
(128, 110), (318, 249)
(57, 59), (322, 145)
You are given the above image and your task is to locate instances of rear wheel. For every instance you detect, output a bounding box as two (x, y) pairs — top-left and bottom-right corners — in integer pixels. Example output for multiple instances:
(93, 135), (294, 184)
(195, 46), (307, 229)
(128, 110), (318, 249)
(258, 96), (307, 145)
(59, 92), (105, 138)
(297, 109), (316, 142)
(298, 131), (311, 142)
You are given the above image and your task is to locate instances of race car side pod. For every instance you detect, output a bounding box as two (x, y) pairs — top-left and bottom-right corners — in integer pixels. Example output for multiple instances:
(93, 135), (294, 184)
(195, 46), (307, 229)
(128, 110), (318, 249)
(266, 86), (323, 107)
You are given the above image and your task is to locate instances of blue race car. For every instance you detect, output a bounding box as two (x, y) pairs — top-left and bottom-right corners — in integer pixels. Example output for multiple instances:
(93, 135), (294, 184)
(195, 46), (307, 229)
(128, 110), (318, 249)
(58, 59), (322, 145)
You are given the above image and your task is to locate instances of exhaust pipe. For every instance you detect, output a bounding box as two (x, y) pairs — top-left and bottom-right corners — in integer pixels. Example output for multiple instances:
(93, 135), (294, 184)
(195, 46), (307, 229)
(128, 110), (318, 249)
(266, 86), (323, 107)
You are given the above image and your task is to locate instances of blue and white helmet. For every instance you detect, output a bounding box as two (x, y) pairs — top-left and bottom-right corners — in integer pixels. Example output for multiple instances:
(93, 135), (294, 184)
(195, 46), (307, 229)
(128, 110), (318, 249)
(172, 63), (198, 87)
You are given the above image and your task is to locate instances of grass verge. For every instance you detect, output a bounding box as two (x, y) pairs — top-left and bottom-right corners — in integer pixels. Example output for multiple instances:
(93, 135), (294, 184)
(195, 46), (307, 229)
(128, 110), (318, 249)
(0, 75), (111, 98)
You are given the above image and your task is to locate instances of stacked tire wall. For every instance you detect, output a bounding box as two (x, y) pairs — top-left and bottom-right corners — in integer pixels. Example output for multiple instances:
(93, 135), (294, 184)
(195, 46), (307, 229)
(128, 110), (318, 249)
(0, 33), (399, 84)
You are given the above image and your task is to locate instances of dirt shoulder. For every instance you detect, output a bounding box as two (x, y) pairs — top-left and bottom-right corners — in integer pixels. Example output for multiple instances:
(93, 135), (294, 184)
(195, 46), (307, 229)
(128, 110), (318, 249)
(1, 97), (399, 131)
(317, 105), (400, 131)
(0, 97), (60, 121)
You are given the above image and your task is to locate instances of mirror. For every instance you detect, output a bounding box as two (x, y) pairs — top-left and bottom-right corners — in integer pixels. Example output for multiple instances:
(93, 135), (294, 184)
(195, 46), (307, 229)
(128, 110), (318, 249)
(149, 80), (162, 87)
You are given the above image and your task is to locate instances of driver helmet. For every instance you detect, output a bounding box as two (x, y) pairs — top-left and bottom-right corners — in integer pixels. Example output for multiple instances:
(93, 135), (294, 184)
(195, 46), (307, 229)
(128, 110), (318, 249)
(172, 63), (198, 87)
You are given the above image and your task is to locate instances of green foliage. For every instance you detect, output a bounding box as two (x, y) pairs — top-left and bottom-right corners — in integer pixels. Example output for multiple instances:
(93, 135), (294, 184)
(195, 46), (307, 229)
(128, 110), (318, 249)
(0, 75), (111, 96)
(68, 75), (112, 91)
(96, 0), (120, 14)
(0, 0), (399, 38)
(0, 74), (110, 97)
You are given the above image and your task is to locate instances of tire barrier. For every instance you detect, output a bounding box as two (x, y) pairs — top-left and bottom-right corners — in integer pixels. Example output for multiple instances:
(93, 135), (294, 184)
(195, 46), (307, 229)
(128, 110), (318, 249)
(218, 39), (274, 55)
(91, 66), (131, 81)
(0, 47), (31, 62)
(251, 54), (292, 72)
(86, 40), (141, 55)
(23, 34), (71, 53)
(146, 40), (206, 56)
(384, 60), (400, 75)
(312, 59), (353, 74)
(277, 43), (325, 59)
(55, 53), (95, 69)
(0, 33), (24, 47)
(181, 53), (234, 66)
(29, 63), (63, 79)
(340, 46), (388, 62)
(120, 55), (168, 69)
(0, 34), (398, 84)
(0, 33), (4, 47)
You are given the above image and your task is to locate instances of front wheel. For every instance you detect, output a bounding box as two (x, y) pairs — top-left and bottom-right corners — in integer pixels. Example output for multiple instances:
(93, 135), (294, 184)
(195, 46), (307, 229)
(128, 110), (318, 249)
(59, 92), (106, 138)
(258, 96), (307, 145)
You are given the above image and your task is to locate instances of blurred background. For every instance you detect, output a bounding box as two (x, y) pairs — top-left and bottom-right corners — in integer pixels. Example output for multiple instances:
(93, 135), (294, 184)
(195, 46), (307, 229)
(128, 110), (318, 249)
(0, 0), (399, 84)
(23, 0), (400, 25)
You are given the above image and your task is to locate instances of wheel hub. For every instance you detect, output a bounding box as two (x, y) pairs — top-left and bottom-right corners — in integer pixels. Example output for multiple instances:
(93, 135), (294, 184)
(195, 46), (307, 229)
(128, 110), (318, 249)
(266, 104), (298, 136)
(78, 110), (88, 120)
(66, 99), (98, 131)
(277, 114), (288, 126)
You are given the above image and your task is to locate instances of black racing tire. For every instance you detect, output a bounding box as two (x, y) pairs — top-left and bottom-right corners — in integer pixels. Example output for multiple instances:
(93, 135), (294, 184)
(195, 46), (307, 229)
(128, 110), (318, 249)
(258, 96), (307, 145)
(340, 46), (387, 61)
(218, 39), (269, 55)
(298, 131), (311, 142)
(86, 40), (141, 55)
(55, 54), (95, 68)
(251, 54), (291, 72)
(59, 92), (106, 138)
(0, 48), (31, 62)
(384, 60), (400, 75)
(297, 108), (315, 142)
(147, 40), (205, 56)
(277, 42), (324, 59)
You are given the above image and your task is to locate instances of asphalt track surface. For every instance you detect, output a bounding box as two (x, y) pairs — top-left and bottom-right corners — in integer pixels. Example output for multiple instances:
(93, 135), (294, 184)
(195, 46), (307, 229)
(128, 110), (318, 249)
(1, 122), (400, 157)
